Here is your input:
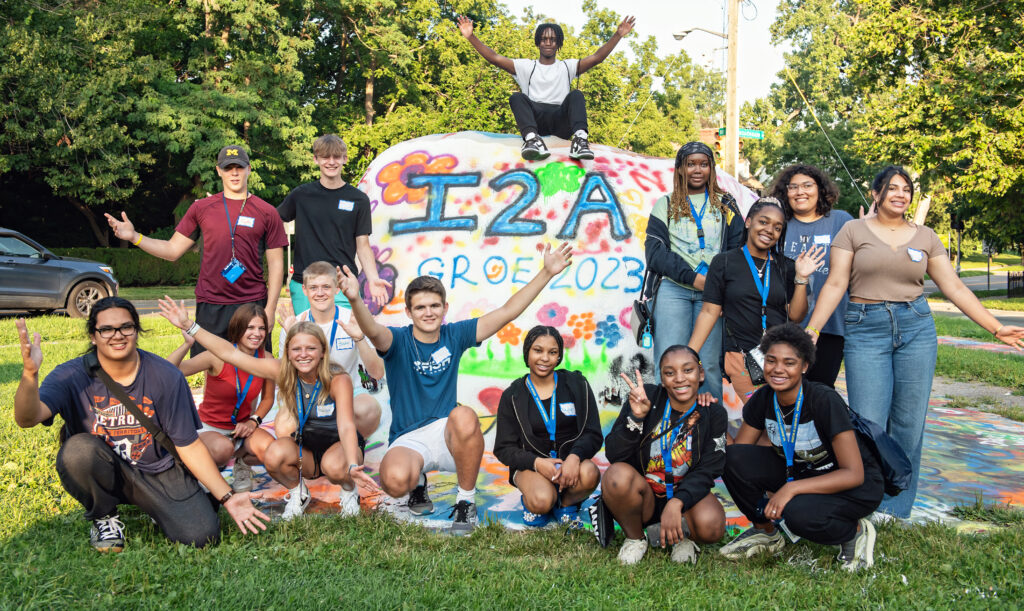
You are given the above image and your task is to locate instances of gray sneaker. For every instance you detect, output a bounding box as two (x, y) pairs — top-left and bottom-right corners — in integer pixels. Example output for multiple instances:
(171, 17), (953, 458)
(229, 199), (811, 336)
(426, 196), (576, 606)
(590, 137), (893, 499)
(408, 480), (434, 516)
(838, 518), (876, 571)
(521, 137), (550, 161)
(719, 525), (785, 560)
(232, 460), (253, 493)
(90, 514), (125, 553)
(449, 500), (477, 536)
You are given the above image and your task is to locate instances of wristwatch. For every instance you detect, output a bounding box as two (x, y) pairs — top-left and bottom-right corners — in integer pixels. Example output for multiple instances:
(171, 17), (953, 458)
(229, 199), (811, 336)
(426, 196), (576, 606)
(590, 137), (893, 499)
(219, 490), (234, 504)
(248, 414), (263, 425)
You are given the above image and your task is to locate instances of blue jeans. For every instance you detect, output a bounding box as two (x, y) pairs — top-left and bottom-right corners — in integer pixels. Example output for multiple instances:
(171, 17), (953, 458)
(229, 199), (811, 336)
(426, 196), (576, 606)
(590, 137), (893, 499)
(842, 295), (937, 519)
(652, 280), (723, 401)
(288, 278), (350, 315)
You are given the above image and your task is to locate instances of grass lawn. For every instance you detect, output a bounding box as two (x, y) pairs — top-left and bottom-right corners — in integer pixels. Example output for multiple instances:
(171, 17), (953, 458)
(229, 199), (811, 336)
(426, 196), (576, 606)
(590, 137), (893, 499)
(116, 286), (196, 300)
(959, 251), (1024, 272)
(935, 345), (1024, 395)
(933, 315), (1000, 340)
(3, 315), (1024, 607)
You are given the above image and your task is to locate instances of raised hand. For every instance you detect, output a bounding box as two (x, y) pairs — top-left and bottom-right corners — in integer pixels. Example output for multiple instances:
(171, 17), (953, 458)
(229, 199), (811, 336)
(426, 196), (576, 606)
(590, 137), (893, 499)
(277, 302), (297, 334)
(16, 318), (43, 377)
(616, 16), (636, 38)
(337, 312), (364, 342)
(103, 211), (137, 243)
(619, 368), (651, 419)
(542, 242), (573, 277)
(457, 15), (474, 38)
(158, 296), (193, 330)
(794, 245), (826, 280)
(339, 265), (362, 301)
(367, 278), (392, 308)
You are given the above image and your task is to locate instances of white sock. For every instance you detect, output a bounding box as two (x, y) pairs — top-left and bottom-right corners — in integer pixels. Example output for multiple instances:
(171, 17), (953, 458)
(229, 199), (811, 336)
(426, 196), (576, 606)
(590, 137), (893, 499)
(574, 129), (588, 139)
(524, 132), (537, 142)
(456, 486), (476, 504)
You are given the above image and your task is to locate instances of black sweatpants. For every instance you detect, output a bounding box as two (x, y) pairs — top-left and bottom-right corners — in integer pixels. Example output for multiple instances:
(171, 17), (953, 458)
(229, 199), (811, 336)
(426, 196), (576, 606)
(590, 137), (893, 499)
(193, 299), (270, 357)
(806, 332), (844, 388)
(723, 443), (883, 545)
(509, 90), (588, 139)
(56, 433), (221, 548)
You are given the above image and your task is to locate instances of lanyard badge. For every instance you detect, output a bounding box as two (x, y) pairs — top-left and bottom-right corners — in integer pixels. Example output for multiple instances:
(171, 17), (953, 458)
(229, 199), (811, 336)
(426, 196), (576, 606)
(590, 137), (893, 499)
(220, 193), (249, 284)
(660, 399), (696, 499)
(690, 190), (711, 277)
(231, 343), (255, 425)
(772, 386), (804, 482)
(526, 372), (559, 459)
(742, 245), (771, 333)
(295, 380), (321, 462)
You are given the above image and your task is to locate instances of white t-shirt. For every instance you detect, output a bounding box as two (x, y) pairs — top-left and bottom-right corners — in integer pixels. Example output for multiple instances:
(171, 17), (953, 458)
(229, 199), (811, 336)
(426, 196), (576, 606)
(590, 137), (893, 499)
(280, 308), (361, 378)
(513, 58), (579, 105)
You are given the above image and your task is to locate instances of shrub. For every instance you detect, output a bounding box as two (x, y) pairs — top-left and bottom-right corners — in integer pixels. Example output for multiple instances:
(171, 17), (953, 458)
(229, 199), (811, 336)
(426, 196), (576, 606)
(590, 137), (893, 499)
(52, 247), (201, 286)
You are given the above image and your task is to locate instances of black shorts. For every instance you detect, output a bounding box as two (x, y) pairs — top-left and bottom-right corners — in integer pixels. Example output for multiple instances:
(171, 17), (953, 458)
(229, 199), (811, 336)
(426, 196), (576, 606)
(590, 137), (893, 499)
(291, 426), (366, 475)
(193, 300), (271, 357)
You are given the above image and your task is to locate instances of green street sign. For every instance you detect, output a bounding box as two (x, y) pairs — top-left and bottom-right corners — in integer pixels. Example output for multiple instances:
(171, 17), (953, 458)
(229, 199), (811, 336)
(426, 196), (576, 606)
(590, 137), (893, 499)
(716, 127), (765, 140)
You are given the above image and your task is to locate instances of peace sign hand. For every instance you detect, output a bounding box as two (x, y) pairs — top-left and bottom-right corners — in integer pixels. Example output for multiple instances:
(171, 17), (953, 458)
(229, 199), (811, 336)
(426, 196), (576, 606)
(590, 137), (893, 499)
(16, 318), (43, 377)
(619, 368), (651, 419)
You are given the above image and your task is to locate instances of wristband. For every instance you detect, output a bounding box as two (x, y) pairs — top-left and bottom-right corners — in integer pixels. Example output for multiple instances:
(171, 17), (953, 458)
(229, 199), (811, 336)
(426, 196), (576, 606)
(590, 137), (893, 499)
(353, 336), (366, 343)
(186, 322), (201, 337)
(132, 233), (143, 246)
(248, 414), (263, 425)
(994, 324), (1004, 336)
(626, 416), (643, 433)
(219, 490), (234, 504)
(347, 463), (360, 474)
(806, 325), (820, 336)
(794, 276), (809, 285)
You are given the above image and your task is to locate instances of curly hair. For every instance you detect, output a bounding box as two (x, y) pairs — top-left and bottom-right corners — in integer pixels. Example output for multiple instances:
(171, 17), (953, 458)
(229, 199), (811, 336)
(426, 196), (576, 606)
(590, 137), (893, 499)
(758, 322), (816, 369)
(769, 164), (840, 220)
(667, 143), (731, 224)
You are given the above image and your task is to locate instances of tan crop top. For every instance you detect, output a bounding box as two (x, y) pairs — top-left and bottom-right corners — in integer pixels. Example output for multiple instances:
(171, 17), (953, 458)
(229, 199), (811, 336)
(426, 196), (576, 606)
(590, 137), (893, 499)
(831, 220), (947, 302)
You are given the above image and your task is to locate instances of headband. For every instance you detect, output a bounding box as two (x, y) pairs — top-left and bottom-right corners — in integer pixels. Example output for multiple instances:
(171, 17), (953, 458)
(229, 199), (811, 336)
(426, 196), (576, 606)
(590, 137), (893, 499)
(676, 142), (715, 167)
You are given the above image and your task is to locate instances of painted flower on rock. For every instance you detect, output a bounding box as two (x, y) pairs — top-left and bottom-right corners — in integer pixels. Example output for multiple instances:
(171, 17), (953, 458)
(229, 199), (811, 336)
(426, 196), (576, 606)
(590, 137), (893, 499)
(376, 151), (458, 205)
(567, 312), (596, 341)
(497, 322), (523, 346)
(595, 315), (622, 348)
(536, 302), (568, 327)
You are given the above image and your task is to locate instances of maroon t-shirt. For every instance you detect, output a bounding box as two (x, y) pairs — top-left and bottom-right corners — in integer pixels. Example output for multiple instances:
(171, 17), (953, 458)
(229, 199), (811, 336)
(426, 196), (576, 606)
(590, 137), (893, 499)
(175, 192), (288, 304)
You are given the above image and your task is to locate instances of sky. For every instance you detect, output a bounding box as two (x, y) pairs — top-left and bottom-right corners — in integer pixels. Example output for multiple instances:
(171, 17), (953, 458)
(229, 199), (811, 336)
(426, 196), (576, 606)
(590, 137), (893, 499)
(499, 0), (788, 106)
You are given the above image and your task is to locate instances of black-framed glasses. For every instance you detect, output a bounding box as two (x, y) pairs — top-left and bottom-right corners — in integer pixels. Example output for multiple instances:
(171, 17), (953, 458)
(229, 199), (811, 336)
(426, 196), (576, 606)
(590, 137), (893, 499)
(95, 323), (138, 338)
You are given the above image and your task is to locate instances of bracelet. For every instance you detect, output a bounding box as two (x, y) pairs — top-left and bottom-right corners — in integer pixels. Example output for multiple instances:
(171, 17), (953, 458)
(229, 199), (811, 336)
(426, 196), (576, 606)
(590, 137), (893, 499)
(132, 233), (143, 246)
(347, 463), (359, 473)
(249, 414), (263, 425)
(353, 336), (366, 343)
(806, 325), (820, 336)
(626, 416), (643, 433)
(186, 322), (201, 337)
(993, 324), (1004, 336)
(219, 490), (234, 504)
(794, 277), (809, 285)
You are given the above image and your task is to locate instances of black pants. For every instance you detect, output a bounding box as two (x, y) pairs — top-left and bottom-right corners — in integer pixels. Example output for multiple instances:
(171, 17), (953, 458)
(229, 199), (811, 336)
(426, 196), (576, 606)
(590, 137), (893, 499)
(806, 332), (844, 388)
(509, 90), (588, 139)
(723, 444), (883, 545)
(193, 299), (270, 357)
(56, 433), (221, 548)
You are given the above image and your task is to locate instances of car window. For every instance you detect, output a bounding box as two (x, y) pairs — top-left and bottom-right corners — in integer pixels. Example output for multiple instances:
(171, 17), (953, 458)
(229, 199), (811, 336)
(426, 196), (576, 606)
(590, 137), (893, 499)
(0, 236), (43, 258)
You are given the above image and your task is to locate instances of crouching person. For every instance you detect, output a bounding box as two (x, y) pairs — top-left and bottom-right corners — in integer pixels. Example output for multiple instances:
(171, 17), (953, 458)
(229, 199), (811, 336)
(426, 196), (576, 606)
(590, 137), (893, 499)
(14, 297), (268, 552)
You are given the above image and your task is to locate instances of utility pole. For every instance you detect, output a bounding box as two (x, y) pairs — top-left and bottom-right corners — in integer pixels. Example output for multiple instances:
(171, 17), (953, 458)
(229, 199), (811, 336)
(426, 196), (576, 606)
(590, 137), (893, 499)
(725, 0), (740, 177)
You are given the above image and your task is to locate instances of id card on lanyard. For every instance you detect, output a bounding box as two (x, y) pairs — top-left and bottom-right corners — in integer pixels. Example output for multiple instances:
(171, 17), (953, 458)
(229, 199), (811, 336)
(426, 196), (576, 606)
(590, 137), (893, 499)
(772, 386), (804, 481)
(295, 380), (321, 461)
(220, 193), (249, 284)
(741, 245), (771, 334)
(526, 373), (559, 459)
(231, 343), (255, 425)
(661, 399), (696, 499)
(689, 190), (710, 276)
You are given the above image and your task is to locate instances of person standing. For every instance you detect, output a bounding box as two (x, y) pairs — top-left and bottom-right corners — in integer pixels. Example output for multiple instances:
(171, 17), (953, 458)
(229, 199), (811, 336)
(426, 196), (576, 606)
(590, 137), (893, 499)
(105, 145), (288, 356)
(277, 135), (391, 314)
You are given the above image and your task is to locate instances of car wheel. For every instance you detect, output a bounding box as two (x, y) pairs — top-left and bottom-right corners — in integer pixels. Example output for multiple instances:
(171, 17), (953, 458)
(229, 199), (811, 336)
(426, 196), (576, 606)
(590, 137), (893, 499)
(67, 281), (108, 318)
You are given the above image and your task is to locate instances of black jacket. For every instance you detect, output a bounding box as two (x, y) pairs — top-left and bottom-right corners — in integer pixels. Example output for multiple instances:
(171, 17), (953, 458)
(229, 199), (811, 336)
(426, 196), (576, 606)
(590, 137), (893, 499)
(605, 384), (728, 511)
(644, 193), (744, 288)
(493, 369), (604, 483)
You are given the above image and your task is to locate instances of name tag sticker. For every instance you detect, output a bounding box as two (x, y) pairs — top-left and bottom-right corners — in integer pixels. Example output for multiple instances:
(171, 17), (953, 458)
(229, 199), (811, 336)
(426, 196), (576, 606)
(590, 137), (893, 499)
(237, 216), (255, 228)
(338, 199), (355, 212)
(431, 346), (451, 363)
(316, 402), (335, 418)
(907, 247), (924, 262)
(813, 234), (831, 245)
(559, 402), (576, 417)
(336, 337), (354, 350)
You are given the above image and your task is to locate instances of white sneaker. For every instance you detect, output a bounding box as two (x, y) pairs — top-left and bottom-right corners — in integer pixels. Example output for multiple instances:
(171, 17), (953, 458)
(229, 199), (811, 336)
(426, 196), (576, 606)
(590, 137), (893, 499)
(618, 537), (649, 565)
(232, 460), (253, 492)
(339, 486), (360, 518)
(281, 480), (310, 521)
(671, 539), (700, 564)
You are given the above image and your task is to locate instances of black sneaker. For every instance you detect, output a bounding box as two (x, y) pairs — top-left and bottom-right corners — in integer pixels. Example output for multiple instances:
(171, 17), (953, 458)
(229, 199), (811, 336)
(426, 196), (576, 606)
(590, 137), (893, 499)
(448, 500), (477, 536)
(588, 496), (615, 548)
(408, 481), (434, 516)
(569, 135), (594, 160)
(521, 137), (550, 161)
(90, 514), (125, 553)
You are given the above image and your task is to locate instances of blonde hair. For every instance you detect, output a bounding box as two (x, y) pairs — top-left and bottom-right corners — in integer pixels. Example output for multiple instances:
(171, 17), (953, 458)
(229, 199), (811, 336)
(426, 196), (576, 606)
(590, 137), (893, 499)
(277, 321), (346, 422)
(302, 260), (338, 286)
(312, 134), (347, 159)
(668, 153), (730, 223)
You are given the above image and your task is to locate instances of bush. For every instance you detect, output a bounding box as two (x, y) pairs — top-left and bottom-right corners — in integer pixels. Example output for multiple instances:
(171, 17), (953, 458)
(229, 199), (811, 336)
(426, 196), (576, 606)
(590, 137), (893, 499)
(52, 247), (201, 286)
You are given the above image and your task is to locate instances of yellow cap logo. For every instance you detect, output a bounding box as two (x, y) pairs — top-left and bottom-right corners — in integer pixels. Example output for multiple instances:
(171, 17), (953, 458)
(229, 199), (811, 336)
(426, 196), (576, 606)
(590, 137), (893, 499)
(226, 148), (239, 156)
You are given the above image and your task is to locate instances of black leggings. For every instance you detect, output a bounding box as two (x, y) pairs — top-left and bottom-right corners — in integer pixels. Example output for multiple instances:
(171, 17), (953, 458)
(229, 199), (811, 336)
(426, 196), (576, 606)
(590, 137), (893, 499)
(723, 443), (882, 545)
(56, 433), (221, 548)
(806, 332), (844, 388)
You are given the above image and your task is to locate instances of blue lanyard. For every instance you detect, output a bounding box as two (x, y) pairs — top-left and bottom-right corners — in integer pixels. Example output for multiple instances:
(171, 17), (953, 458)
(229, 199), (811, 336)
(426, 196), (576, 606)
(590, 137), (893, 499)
(525, 373), (559, 459)
(772, 386), (804, 482)
(328, 306), (339, 351)
(295, 380), (321, 460)
(230, 343), (255, 425)
(688, 189), (710, 250)
(741, 245), (771, 333)
(660, 399), (697, 500)
(221, 192), (248, 260)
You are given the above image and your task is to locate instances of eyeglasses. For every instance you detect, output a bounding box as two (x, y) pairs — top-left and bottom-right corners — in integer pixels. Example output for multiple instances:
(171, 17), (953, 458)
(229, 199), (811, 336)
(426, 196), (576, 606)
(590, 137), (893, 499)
(95, 323), (138, 339)
(787, 181), (816, 192)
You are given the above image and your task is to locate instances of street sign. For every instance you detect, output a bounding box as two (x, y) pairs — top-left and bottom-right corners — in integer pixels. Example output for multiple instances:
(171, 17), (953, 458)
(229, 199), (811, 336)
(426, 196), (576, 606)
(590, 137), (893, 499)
(716, 127), (765, 140)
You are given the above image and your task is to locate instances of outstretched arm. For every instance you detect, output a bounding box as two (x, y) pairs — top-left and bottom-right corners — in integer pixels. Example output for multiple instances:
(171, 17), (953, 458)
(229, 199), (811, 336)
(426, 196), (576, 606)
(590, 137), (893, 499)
(340, 265), (394, 353)
(930, 254), (1024, 349)
(14, 318), (54, 428)
(104, 212), (194, 261)
(458, 15), (515, 75)
(355, 236), (391, 308)
(578, 16), (635, 74)
(476, 242), (572, 342)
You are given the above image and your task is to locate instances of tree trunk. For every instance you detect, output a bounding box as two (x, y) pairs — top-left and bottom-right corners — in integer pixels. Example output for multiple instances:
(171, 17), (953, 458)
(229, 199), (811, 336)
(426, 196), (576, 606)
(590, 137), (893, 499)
(68, 198), (110, 247)
(365, 56), (376, 126)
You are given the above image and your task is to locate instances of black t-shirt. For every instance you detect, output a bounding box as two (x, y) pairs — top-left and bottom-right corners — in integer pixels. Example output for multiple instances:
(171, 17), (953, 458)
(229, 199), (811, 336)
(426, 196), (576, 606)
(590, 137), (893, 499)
(704, 247), (797, 351)
(743, 380), (877, 478)
(525, 382), (580, 456)
(39, 350), (201, 474)
(277, 181), (373, 280)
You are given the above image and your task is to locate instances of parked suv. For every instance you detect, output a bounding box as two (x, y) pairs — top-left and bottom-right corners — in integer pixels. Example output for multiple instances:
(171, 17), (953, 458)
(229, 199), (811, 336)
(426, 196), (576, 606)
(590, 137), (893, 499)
(0, 228), (118, 317)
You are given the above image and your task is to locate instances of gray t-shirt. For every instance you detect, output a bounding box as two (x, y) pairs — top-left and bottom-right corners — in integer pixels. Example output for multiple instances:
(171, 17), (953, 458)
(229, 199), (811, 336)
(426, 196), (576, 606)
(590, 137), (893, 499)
(781, 210), (853, 335)
(512, 59), (579, 105)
